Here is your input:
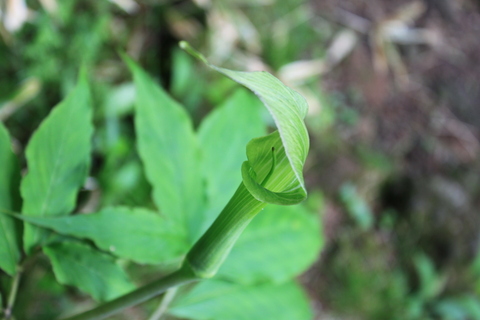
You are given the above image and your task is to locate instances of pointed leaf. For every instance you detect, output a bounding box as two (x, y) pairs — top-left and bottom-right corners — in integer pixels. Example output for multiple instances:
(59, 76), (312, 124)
(217, 204), (322, 284)
(170, 280), (313, 320)
(8, 206), (188, 264)
(21, 72), (93, 253)
(124, 56), (204, 242)
(198, 89), (266, 231)
(44, 241), (135, 301)
(180, 42), (309, 205)
(0, 123), (21, 275)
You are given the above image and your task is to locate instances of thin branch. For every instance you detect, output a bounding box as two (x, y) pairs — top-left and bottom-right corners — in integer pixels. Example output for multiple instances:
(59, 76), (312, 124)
(60, 267), (198, 320)
(147, 287), (178, 320)
(4, 271), (21, 319)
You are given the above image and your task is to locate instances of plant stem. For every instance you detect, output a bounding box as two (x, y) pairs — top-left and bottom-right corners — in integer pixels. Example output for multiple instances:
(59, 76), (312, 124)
(185, 183), (266, 278)
(147, 287), (178, 320)
(60, 183), (266, 320)
(4, 271), (21, 319)
(60, 265), (198, 320)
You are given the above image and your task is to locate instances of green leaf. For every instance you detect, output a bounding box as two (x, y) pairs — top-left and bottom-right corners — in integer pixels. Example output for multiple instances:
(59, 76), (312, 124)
(21, 71), (93, 254)
(339, 182), (374, 230)
(8, 206), (188, 264)
(180, 42), (309, 206)
(435, 295), (480, 320)
(170, 280), (313, 320)
(0, 123), (21, 276)
(198, 89), (266, 232)
(217, 204), (322, 285)
(103, 82), (135, 117)
(414, 253), (447, 300)
(123, 55), (204, 242)
(170, 48), (203, 111)
(44, 240), (135, 302)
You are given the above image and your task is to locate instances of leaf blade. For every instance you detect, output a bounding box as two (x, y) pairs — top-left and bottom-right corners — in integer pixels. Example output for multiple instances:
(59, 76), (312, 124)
(0, 123), (21, 275)
(9, 206), (189, 264)
(21, 72), (93, 253)
(44, 240), (135, 302)
(170, 280), (313, 320)
(124, 56), (204, 242)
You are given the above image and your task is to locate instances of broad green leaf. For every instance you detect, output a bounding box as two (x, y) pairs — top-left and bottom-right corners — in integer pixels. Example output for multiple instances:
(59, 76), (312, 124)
(21, 71), (93, 254)
(124, 56), (204, 242)
(8, 206), (188, 264)
(217, 204), (322, 285)
(0, 123), (21, 275)
(180, 42), (309, 205)
(198, 89), (266, 232)
(44, 241), (135, 302)
(170, 280), (313, 320)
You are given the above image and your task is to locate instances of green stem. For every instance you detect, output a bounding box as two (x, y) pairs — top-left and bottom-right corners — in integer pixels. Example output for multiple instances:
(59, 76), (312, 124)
(60, 183), (267, 320)
(4, 270), (21, 320)
(185, 183), (266, 278)
(147, 287), (178, 320)
(179, 41), (208, 65)
(60, 265), (198, 320)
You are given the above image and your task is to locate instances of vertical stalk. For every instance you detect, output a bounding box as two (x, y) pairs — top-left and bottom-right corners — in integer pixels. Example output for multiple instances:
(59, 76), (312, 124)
(4, 271), (21, 319)
(184, 183), (266, 278)
(147, 287), (178, 320)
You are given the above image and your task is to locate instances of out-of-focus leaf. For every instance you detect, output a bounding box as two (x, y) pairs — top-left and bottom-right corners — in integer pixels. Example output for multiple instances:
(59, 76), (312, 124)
(0, 123), (21, 275)
(170, 49), (203, 111)
(169, 280), (313, 320)
(217, 204), (321, 284)
(103, 82), (135, 117)
(171, 49), (195, 97)
(44, 241), (135, 302)
(0, 78), (41, 121)
(339, 182), (374, 230)
(21, 71), (93, 254)
(10, 206), (188, 264)
(414, 253), (447, 300)
(197, 89), (266, 232)
(124, 55), (204, 243)
(434, 295), (480, 320)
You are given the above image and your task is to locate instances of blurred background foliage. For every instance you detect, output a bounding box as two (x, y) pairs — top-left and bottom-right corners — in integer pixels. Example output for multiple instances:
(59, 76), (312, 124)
(1, 0), (480, 319)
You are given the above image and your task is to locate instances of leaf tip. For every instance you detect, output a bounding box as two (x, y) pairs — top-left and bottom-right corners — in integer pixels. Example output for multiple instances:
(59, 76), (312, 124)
(119, 51), (138, 73)
(179, 41), (208, 65)
(78, 66), (89, 84)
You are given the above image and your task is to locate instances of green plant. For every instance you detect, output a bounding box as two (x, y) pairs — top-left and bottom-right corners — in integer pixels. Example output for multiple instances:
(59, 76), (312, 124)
(0, 43), (321, 320)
